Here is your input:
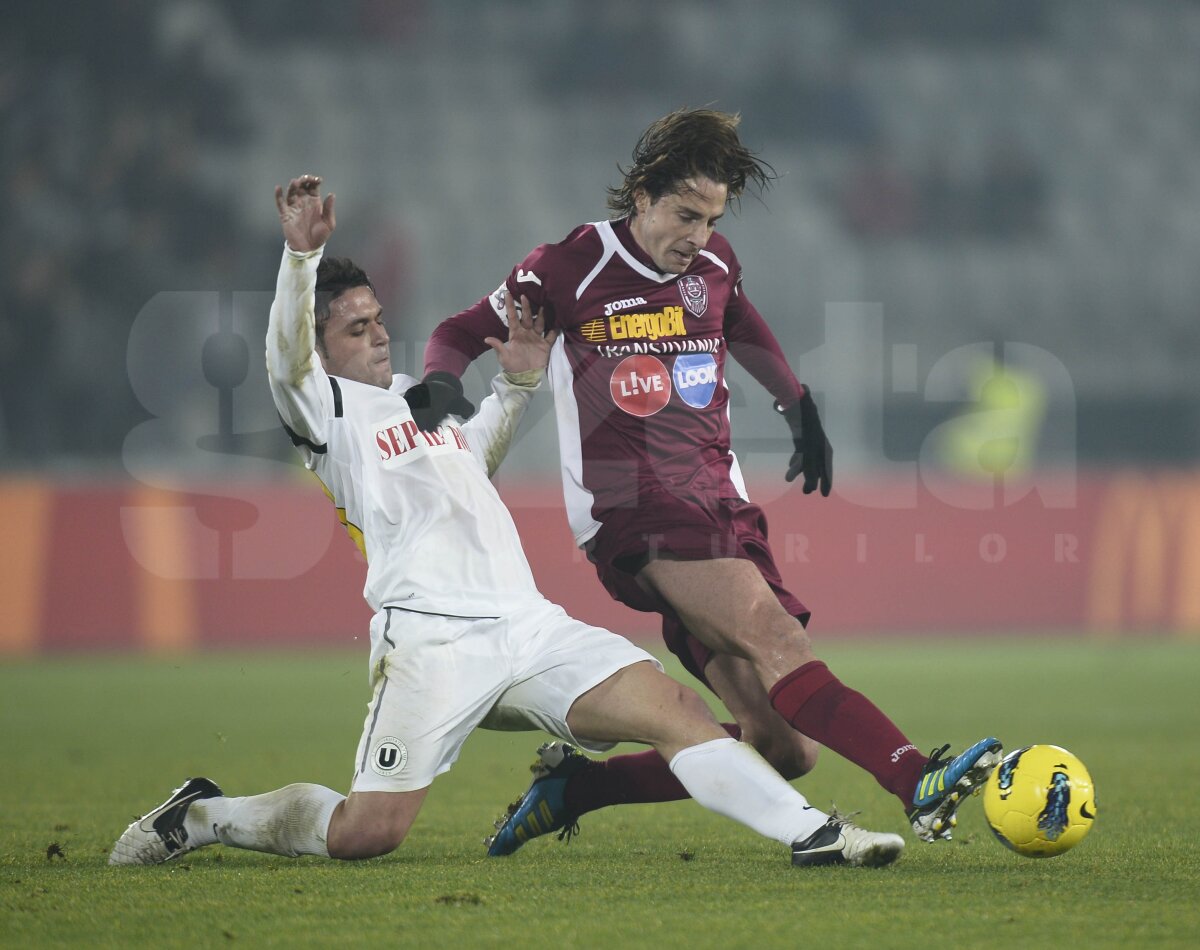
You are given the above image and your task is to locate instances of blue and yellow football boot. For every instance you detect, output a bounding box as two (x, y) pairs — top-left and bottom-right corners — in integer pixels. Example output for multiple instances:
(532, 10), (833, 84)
(908, 737), (1003, 842)
(486, 742), (589, 856)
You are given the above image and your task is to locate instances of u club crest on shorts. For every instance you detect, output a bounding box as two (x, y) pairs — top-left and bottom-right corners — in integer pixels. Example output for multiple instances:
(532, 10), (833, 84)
(370, 736), (408, 776)
(677, 275), (708, 317)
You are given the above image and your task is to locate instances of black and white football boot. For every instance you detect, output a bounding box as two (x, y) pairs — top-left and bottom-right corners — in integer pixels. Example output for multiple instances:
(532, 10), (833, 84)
(108, 777), (223, 866)
(791, 811), (905, 868)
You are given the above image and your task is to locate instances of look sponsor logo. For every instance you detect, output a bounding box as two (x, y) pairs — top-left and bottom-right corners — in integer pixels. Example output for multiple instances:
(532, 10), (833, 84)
(673, 353), (718, 408)
(610, 355), (671, 417)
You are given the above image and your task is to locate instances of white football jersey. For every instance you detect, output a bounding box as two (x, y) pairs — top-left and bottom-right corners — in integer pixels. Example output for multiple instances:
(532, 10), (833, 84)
(266, 245), (546, 638)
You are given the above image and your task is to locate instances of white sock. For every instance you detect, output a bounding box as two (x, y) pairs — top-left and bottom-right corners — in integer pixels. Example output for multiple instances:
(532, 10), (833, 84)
(669, 737), (828, 845)
(185, 784), (345, 858)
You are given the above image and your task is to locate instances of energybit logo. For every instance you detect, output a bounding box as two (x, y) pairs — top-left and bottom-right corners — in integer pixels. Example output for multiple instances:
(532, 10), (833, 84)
(603, 296), (648, 317)
(610, 306), (686, 342)
(578, 306), (688, 344)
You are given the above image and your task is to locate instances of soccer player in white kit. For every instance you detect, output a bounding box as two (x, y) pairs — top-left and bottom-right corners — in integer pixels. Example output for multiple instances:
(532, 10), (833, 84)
(108, 175), (904, 869)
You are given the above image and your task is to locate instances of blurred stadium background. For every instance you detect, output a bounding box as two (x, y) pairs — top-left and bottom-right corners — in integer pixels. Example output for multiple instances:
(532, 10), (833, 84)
(2, 0), (1198, 652)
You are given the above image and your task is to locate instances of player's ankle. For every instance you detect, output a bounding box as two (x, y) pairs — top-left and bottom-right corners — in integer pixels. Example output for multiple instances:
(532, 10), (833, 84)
(183, 797), (226, 848)
(562, 759), (604, 815)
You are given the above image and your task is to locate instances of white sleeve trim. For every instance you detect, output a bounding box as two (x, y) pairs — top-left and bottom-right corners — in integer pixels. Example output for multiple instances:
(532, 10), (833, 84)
(698, 248), (730, 274)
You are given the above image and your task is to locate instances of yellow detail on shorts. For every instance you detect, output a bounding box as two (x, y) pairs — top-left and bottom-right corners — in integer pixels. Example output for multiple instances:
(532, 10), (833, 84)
(579, 318), (607, 342)
(315, 477), (367, 560)
(337, 512), (367, 560)
(609, 306), (686, 342)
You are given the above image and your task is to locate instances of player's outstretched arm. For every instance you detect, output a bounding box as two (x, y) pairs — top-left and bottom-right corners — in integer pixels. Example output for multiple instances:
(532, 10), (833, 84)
(410, 302), (509, 431)
(267, 175), (337, 453)
(415, 272), (538, 431)
(463, 293), (557, 477)
(723, 282), (832, 494)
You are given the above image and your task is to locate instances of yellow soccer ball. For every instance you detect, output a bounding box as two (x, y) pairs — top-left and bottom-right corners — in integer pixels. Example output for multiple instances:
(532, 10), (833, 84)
(983, 744), (1096, 857)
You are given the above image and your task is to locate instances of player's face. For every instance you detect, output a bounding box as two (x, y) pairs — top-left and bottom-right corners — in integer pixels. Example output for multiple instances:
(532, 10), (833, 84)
(319, 286), (392, 388)
(629, 176), (728, 274)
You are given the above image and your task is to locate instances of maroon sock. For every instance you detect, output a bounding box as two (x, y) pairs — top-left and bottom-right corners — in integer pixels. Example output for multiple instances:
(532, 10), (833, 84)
(768, 660), (925, 808)
(564, 723), (742, 816)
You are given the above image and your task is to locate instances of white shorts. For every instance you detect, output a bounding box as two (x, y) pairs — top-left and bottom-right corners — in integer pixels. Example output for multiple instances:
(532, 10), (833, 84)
(350, 599), (660, 793)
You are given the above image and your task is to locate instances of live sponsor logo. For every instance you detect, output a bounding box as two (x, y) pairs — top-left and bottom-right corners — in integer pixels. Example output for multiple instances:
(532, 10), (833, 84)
(609, 355), (671, 417)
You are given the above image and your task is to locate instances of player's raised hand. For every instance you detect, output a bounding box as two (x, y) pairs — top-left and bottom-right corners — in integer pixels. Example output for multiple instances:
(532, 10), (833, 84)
(275, 174), (336, 253)
(486, 293), (559, 375)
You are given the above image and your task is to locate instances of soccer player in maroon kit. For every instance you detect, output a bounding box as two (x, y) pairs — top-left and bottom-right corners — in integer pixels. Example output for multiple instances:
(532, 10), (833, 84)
(420, 109), (1001, 853)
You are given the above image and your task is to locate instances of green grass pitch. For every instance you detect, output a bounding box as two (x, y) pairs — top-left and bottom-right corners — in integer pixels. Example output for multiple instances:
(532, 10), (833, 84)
(2, 639), (1198, 948)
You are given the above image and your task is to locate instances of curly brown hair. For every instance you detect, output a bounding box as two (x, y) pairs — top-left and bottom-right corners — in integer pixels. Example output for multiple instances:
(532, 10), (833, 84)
(606, 108), (776, 219)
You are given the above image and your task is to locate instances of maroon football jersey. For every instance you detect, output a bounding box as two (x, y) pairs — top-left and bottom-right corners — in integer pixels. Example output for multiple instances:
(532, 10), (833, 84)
(425, 218), (804, 546)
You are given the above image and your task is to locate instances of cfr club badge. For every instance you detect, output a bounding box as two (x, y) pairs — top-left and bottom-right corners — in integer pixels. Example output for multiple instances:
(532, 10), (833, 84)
(610, 355), (671, 417)
(677, 275), (708, 317)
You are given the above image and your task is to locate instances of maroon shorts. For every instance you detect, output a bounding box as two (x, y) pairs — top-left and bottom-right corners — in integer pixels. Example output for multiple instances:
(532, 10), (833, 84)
(587, 492), (810, 688)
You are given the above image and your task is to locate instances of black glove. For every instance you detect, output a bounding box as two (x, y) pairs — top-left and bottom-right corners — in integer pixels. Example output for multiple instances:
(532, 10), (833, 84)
(404, 371), (476, 431)
(777, 390), (833, 496)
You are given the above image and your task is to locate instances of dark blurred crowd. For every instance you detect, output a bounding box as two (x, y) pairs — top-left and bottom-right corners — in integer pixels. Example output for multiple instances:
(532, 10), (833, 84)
(1, 1), (246, 464)
(533, 0), (1050, 245)
(0, 0), (429, 468)
(840, 138), (1047, 242)
(1, 0), (1052, 469)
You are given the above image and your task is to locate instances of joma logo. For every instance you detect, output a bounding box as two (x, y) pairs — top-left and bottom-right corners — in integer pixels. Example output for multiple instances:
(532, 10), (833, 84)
(604, 296), (648, 317)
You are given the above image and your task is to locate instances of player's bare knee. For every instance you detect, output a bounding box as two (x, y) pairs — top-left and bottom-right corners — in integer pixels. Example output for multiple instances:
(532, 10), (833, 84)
(740, 723), (819, 779)
(654, 678), (721, 744)
(378, 833), (407, 857)
(328, 806), (412, 860)
(779, 735), (820, 778)
(331, 823), (407, 860)
(675, 681), (718, 724)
